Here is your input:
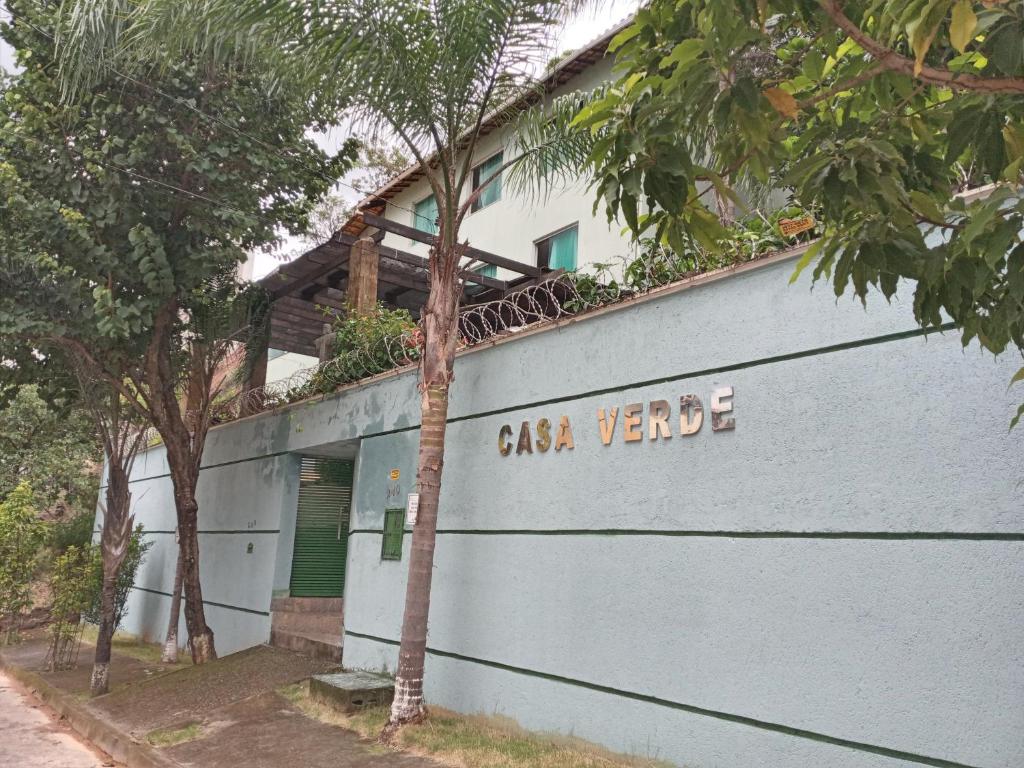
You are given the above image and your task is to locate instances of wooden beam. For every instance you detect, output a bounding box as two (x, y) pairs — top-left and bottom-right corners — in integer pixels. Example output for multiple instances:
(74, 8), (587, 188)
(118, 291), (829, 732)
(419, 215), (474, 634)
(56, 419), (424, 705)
(349, 237), (379, 316)
(339, 231), (505, 291)
(301, 267), (347, 300)
(240, 345), (268, 415)
(361, 212), (541, 278)
(273, 296), (341, 322)
(378, 242), (508, 291)
(269, 244), (351, 299)
(377, 266), (432, 293)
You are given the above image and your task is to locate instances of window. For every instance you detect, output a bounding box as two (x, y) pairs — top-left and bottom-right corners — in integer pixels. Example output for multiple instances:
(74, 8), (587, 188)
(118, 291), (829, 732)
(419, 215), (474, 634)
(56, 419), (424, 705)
(464, 263), (497, 297)
(535, 225), (578, 271)
(381, 508), (405, 561)
(413, 194), (439, 235)
(471, 152), (503, 212)
(474, 264), (497, 278)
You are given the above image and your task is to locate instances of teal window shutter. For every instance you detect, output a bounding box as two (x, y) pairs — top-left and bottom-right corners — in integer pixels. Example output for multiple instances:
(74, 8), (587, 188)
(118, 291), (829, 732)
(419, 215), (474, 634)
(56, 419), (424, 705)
(464, 263), (497, 297)
(472, 152), (503, 211)
(413, 194), (439, 235)
(543, 226), (578, 271)
(381, 509), (405, 561)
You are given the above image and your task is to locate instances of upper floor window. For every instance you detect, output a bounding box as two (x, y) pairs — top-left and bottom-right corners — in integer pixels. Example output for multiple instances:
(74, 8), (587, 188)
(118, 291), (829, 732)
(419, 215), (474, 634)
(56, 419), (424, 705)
(536, 224), (578, 271)
(465, 263), (497, 297)
(413, 194), (439, 235)
(471, 152), (503, 212)
(473, 263), (497, 278)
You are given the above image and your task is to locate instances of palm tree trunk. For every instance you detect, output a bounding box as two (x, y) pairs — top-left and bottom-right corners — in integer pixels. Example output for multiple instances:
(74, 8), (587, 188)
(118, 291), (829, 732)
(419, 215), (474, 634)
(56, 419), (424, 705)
(382, 245), (460, 740)
(161, 551), (184, 663)
(384, 384), (449, 733)
(91, 465), (132, 697)
(91, 568), (117, 696)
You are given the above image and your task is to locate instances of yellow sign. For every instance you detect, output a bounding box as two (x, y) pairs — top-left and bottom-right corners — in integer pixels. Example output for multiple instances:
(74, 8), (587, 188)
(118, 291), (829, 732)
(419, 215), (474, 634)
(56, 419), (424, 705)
(778, 216), (815, 237)
(389, 469), (400, 481)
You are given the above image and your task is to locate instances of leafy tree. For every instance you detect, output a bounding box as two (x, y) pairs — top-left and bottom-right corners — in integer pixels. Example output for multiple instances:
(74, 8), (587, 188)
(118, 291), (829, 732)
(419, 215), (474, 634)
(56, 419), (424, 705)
(353, 140), (413, 199)
(0, 482), (46, 644)
(0, 384), (100, 512)
(541, 0), (1024, 412)
(46, 542), (101, 671)
(60, 0), (592, 734)
(154, 276), (272, 665)
(282, 139), (411, 256)
(51, 510), (97, 553)
(0, 1), (355, 663)
(84, 525), (152, 633)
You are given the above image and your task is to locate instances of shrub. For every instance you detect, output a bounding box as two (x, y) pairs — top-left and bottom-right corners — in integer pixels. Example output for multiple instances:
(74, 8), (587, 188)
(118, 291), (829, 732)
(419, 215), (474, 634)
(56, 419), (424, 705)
(83, 525), (152, 631)
(0, 483), (46, 644)
(51, 512), (96, 554)
(295, 304), (420, 398)
(46, 544), (101, 670)
(568, 207), (818, 306)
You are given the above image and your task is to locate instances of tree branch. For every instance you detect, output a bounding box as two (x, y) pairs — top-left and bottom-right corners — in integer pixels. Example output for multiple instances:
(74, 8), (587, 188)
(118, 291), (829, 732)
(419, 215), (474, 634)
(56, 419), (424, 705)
(798, 63), (888, 108)
(818, 0), (1024, 95)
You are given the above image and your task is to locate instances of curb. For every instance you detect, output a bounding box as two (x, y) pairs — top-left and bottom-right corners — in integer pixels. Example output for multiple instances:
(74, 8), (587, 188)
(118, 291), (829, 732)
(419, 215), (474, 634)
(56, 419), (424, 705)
(0, 653), (180, 768)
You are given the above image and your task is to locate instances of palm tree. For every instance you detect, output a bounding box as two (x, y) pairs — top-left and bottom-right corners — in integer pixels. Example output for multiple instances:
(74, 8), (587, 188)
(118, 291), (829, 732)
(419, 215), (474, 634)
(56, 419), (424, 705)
(58, 0), (592, 734)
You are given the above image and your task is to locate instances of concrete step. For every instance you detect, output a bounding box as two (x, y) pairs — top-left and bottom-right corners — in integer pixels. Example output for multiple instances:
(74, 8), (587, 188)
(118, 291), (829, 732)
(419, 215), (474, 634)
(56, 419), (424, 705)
(270, 597), (343, 615)
(269, 629), (343, 662)
(271, 609), (343, 636)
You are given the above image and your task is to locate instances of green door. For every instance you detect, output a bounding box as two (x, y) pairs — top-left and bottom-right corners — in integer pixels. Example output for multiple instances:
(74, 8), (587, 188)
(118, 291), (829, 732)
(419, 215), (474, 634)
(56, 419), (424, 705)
(289, 457), (353, 597)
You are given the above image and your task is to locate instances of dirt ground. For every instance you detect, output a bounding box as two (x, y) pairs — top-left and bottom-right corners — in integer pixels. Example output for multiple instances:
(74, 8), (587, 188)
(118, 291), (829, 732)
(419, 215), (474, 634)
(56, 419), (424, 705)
(2, 635), (437, 768)
(1, 631), (159, 699)
(165, 691), (433, 768)
(93, 643), (340, 736)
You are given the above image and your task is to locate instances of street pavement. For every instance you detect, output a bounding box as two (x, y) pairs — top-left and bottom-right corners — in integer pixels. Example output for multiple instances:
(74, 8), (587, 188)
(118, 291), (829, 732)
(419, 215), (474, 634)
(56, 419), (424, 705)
(0, 669), (108, 767)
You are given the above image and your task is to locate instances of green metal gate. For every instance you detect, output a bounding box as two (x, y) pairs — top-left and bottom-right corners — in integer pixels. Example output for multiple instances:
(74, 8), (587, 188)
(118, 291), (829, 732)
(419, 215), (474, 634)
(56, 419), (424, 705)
(289, 457), (353, 597)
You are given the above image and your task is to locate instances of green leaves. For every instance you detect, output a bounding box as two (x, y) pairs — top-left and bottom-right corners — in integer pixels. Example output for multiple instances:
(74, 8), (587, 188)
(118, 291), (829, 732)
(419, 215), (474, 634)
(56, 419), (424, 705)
(0, 482), (47, 643)
(907, 0), (955, 76)
(949, 0), (978, 53)
(579, 0), (1024, 423)
(1, 0), (354, 398)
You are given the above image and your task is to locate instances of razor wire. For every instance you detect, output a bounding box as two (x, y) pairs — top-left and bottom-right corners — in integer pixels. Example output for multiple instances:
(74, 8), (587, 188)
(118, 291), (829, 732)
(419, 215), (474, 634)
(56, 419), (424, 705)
(195, 240), (810, 426)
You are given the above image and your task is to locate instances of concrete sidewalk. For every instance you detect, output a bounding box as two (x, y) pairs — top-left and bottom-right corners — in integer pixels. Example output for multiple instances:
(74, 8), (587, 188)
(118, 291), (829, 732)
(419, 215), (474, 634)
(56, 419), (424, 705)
(0, 636), (435, 768)
(0, 669), (111, 768)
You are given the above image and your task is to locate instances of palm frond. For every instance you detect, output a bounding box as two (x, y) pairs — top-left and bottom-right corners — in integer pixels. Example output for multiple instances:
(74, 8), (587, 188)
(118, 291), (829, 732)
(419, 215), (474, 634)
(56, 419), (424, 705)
(505, 85), (604, 204)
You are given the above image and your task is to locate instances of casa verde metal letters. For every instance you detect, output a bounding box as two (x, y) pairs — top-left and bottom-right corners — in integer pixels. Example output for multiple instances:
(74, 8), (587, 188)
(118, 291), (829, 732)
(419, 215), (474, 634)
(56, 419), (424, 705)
(498, 387), (735, 456)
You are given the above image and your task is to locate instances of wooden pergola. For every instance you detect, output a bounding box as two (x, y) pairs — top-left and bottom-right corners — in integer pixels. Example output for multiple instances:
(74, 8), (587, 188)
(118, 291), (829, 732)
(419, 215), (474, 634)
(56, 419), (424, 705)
(249, 214), (548, 387)
(233, 19), (631, 404)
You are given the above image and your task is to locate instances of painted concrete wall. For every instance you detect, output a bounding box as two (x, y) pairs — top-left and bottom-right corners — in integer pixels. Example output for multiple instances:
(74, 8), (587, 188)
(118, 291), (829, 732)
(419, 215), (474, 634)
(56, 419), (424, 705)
(111, 252), (1024, 767)
(265, 349), (318, 386)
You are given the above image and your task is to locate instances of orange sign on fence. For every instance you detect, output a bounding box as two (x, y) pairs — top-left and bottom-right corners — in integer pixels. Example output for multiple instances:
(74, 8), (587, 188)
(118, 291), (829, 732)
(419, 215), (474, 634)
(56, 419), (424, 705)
(778, 216), (815, 237)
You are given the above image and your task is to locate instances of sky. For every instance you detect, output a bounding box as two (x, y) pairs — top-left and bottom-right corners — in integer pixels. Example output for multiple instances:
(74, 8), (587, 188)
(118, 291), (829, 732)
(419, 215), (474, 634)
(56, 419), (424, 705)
(0, 1), (638, 278)
(0, 4), (12, 73)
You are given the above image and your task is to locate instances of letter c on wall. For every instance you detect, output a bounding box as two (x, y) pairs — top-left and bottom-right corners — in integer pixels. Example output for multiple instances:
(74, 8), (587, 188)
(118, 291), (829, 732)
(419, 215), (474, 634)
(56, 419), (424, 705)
(498, 424), (513, 456)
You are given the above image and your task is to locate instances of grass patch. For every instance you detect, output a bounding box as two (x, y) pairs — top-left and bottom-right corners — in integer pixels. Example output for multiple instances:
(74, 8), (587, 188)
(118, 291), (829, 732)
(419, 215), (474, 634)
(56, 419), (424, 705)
(80, 625), (189, 666)
(146, 722), (203, 748)
(278, 682), (674, 768)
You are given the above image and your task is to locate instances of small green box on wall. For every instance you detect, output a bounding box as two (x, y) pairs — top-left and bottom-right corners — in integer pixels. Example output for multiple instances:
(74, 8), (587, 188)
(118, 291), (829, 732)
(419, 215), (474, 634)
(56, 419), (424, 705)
(381, 508), (405, 560)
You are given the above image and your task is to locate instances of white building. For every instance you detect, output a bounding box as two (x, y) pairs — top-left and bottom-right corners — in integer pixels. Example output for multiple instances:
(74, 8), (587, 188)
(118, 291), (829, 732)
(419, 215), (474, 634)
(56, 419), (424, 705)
(343, 27), (634, 279)
(258, 21), (635, 383)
